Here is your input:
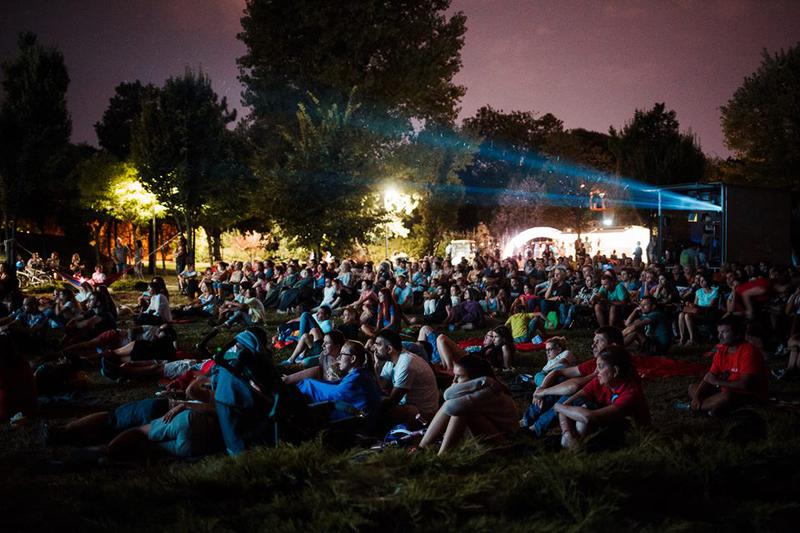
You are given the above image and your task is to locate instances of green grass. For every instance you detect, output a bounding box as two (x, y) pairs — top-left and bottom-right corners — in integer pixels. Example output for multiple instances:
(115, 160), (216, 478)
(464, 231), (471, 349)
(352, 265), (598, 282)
(3, 277), (800, 531)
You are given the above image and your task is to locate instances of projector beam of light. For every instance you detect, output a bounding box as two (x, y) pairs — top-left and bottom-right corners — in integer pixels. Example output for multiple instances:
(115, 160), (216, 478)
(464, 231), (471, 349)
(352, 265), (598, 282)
(350, 112), (722, 213)
(396, 179), (721, 212)
(276, 93), (721, 213)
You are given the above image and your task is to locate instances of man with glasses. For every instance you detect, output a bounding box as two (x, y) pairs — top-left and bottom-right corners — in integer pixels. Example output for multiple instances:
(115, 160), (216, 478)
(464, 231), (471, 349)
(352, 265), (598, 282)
(295, 340), (382, 423)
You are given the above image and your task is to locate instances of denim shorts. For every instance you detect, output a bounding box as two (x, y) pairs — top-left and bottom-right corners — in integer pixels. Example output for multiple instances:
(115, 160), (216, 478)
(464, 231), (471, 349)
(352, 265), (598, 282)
(108, 398), (169, 431)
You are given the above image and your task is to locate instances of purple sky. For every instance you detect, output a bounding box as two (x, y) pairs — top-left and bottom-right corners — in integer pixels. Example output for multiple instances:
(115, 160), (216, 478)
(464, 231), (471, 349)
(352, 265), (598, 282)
(2, 0), (799, 157)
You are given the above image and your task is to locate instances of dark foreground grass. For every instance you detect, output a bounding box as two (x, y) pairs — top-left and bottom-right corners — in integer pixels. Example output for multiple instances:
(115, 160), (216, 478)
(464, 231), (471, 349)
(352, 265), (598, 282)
(3, 280), (800, 531)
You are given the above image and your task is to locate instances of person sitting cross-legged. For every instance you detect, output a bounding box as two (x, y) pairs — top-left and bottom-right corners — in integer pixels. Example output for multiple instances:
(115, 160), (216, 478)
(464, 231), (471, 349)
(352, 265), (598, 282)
(686, 316), (768, 416)
(415, 355), (518, 455)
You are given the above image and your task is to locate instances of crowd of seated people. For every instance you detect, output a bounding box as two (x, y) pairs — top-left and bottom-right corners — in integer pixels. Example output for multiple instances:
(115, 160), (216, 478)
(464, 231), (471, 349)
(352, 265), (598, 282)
(2, 242), (799, 464)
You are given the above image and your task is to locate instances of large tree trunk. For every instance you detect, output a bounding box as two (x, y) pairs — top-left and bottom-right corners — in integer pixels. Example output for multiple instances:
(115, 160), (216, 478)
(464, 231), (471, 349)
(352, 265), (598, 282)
(211, 227), (222, 262)
(148, 217), (156, 275)
(206, 229), (214, 266)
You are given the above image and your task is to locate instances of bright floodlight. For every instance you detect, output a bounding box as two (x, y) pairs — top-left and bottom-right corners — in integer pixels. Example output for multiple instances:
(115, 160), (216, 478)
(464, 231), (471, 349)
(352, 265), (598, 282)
(603, 217), (614, 226)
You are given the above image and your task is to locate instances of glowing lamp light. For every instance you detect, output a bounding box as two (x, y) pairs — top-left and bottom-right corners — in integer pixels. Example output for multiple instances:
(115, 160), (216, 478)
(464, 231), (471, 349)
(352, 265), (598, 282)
(603, 217), (614, 227)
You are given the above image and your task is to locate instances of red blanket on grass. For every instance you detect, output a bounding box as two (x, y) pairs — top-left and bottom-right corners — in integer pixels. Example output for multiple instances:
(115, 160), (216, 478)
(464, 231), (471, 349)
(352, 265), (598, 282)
(456, 337), (546, 352)
(455, 337), (707, 379)
(631, 355), (707, 379)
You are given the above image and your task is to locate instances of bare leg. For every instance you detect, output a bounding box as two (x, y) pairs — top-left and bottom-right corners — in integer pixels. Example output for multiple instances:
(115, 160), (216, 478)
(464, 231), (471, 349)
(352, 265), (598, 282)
(62, 411), (110, 442)
(118, 362), (163, 379)
(62, 335), (105, 358)
(436, 334), (466, 371)
(418, 325), (435, 342)
(106, 424), (152, 459)
(418, 407), (450, 449)
(438, 415), (468, 454)
(288, 333), (313, 362)
(678, 312), (687, 344)
(558, 412), (580, 450)
(361, 324), (377, 337)
(685, 313), (696, 344)
(609, 305), (619, 327)
(594, 304), (606, 327)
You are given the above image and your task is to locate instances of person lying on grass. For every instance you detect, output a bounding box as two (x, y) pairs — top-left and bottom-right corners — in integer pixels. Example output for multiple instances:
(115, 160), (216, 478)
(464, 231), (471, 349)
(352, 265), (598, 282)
(63, 323), (171, 359)
(95, 325), (177, 365)
(294, 340), (382, 423)
(374, 329), (439, 429)
(522, 326), (623, 437)
(52, 372), (218, 458)
(415, 355), (518, 455)
(686, 316), (768, 416)
(555, 345), (650, 450)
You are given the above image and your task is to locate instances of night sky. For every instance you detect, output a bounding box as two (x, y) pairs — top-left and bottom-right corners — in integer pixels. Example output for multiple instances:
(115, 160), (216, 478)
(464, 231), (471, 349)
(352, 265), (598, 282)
(2, 0), (799, 157)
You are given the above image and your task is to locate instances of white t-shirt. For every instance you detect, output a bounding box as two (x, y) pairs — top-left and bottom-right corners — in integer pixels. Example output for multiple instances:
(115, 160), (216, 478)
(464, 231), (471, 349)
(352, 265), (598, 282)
(380, 351), (439, 417)
(146, 293), (172, 322)
(541, 349), (576, 373)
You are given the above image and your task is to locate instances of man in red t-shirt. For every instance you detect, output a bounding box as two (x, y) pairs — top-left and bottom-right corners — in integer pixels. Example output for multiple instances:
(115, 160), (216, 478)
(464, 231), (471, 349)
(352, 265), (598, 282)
(687, 316), (767, 415)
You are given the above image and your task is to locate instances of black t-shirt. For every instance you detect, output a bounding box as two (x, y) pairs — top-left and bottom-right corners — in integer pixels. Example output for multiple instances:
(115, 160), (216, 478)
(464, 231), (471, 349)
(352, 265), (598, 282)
(131, 337), (177, 361)
(549, 281), (572, 300)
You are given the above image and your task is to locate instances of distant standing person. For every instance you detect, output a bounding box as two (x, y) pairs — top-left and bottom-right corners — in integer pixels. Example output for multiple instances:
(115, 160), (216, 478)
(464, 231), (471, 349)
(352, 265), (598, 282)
(633, 241), (643, 267)
(174, 236), (187, 277)
(133, 240), (144, 279)
(113, 238), (129, 274)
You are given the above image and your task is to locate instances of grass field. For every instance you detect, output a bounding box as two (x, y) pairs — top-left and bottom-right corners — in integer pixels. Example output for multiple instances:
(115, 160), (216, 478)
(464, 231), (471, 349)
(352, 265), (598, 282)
(2, 278), (800, 532)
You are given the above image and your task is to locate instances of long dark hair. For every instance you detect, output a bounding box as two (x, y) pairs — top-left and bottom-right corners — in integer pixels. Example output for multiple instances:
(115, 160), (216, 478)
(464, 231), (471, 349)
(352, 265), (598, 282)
(455, 354), (496, 380)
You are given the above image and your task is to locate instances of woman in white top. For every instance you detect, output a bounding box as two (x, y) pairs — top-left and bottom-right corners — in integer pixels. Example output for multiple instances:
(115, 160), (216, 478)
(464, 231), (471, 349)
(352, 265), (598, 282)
(534, 336), (575, 386)
(135, 279), (172, 325)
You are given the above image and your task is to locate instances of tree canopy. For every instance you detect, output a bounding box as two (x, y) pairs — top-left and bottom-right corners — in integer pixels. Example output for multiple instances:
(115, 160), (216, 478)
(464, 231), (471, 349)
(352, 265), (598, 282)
(0, 32), (72, 239)
(458, 106), (563, 228)
(265, 92), (385, 256)
(609, 103), (706, 187)
(237, 0), (467, 150)
(721, 44), (800, 184)
(95, 80), (158, 160)
(130, 69), (237, 256)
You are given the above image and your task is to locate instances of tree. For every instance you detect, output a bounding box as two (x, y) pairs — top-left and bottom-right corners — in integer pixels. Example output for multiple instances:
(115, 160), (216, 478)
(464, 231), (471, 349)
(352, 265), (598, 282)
(131, 69), (237, 262)
(400, 125), (473, 257)
(489, 176), (546, 246)
(265, 92), (385, 257)
(721, 44), (800, 184)
(458, 106), (563, 228)
(542, 128), (619, 236)
(95, 81), (159, 160)
(0, 32), (71, 262)
(609, 103), (706, 186)
(75, 153), (165, 263)
(237, 0), (467, 151)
